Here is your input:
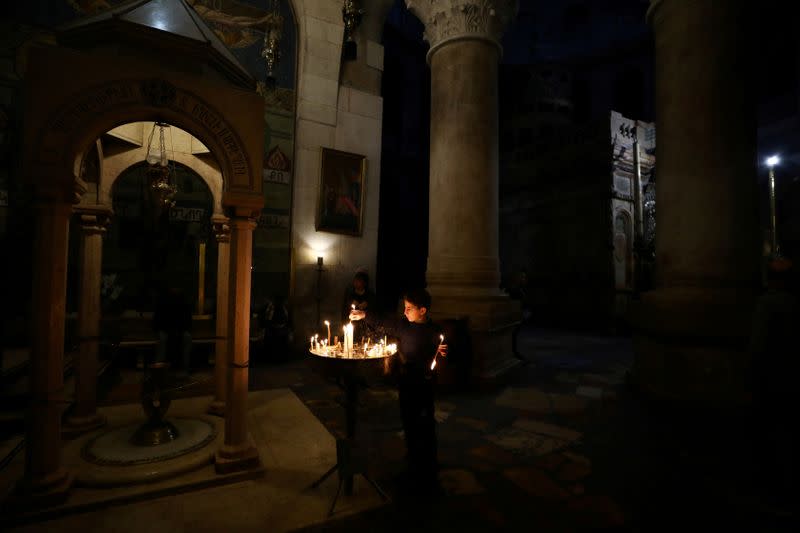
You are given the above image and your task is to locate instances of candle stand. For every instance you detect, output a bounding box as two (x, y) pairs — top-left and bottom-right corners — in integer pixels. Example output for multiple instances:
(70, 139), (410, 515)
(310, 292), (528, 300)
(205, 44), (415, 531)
(307, 347), (392, 516)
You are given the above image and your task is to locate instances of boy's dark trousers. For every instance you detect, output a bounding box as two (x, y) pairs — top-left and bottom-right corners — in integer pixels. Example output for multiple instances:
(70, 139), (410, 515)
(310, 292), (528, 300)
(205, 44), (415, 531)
(398, 367), (438, 486)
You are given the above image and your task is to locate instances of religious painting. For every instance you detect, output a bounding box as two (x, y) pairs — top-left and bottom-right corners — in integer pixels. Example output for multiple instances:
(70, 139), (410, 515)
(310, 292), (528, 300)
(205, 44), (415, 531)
(317, 148), (366, 236)
(188, 0), (296, 90)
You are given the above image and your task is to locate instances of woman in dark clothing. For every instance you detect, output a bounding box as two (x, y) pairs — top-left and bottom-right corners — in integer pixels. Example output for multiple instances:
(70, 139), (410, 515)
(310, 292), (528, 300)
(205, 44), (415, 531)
(350, 288), (447, 492)
(342, 269), (378, 342)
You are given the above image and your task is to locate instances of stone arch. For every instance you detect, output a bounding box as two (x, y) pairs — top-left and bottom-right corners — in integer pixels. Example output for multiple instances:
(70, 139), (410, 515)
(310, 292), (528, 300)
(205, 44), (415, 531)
(97, 138), (224, 217)
(18, 43), (266, 499)
(29, 78), (256, 204)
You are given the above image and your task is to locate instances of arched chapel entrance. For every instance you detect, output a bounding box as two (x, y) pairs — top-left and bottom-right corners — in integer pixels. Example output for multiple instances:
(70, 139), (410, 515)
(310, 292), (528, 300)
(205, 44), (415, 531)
(18, 34), (264, 502)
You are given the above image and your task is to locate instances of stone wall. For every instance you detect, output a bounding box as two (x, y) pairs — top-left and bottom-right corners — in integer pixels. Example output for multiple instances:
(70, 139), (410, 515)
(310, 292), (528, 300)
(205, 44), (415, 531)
(289, 0), (386, 343)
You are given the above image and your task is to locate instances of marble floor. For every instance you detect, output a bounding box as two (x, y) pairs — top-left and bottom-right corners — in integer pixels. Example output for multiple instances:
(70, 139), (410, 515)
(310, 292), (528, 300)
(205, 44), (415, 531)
(2, 325), (795, 532)
(4, 390), (385, 532)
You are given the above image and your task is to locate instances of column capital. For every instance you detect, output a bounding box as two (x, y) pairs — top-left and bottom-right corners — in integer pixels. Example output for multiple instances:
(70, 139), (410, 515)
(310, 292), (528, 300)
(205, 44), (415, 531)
(228, 215), (258, 231)
(211, 214), (231, 243)
(406, 0), (518, 62)
(74, 205), (113, 235)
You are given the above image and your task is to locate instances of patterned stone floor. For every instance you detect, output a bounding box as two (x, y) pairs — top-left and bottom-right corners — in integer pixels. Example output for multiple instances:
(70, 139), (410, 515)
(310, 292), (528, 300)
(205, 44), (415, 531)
(284, 326), (793, 532)
(6, 325), (795, 531)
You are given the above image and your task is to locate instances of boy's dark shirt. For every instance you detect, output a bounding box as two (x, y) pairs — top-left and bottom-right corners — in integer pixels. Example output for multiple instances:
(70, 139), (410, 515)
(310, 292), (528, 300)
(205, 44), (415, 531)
(362, 313), (441, 371)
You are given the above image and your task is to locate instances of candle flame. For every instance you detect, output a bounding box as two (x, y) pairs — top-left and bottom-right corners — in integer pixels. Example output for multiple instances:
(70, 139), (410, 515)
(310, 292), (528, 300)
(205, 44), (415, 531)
(430, 358), (437, 370)
(324, 320), (330, 326)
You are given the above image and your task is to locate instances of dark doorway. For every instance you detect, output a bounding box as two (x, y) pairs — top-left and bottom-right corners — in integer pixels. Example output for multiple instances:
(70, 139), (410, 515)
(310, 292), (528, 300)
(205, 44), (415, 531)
(376, 2), (431, 313)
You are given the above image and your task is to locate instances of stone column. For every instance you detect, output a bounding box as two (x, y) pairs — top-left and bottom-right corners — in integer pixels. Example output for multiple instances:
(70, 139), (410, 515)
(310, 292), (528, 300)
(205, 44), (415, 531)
(63, 206), (111, 435)
(215, 213), (260, 473)
(407, 0), (520, 380)
(208, 215), (230, 417)
(18, 188), (76, 504)
(631, 0), (759, 406)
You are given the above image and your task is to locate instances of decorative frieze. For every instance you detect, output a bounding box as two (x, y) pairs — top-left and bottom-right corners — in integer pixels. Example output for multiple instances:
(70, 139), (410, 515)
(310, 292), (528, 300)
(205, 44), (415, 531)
(406, 0), (518, 60)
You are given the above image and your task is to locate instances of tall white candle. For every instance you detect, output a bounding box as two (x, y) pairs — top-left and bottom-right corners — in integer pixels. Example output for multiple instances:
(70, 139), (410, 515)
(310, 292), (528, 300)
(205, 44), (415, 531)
(348, 324), (354, 355)
(343, 323), (354, 356)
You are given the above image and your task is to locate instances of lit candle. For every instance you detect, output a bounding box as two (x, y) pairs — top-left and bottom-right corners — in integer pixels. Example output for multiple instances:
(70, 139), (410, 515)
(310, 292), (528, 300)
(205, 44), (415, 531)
(348, 324), (354, 355)
(431, 334), (445, 370)
(343, 324), (354, 356)
(324, 320), (331, 345)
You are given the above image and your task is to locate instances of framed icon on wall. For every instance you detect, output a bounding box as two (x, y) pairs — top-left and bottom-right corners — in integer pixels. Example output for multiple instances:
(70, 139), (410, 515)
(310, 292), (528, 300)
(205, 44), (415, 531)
(316, 147), (366, 236)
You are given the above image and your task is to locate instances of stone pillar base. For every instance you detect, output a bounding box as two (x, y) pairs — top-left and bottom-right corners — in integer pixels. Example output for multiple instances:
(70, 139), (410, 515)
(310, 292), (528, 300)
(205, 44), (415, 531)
(62, 413), (107, 437)
(215, 436), (261, 474)
(429, 290), (521, 385)
(468, 325), (521, 384)
(206, 400), (226, 417)
(11, 467), (73, 509)
(629, 287), (756, 408)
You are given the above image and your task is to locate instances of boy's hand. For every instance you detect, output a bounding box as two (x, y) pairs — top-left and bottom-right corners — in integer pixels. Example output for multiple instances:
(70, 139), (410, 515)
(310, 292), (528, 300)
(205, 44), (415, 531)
(436, 344), (448, 358)
(349, 310), (366, 321)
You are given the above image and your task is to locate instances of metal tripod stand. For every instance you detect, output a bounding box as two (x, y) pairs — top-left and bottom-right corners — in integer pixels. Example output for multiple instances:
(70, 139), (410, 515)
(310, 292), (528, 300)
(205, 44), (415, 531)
(308, 374), (389, 516)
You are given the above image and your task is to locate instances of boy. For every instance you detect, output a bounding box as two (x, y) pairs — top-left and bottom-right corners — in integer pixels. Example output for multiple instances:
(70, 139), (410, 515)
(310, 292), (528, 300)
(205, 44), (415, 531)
(350, 288), (447, 493)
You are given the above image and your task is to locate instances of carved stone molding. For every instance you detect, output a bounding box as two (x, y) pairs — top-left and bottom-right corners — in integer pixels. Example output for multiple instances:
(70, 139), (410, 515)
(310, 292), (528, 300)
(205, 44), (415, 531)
(406, 0), (518, 61)
(212, 214), (231, 243)
(74, 205), (113, 235)
(73, 176), (88, 204)
(77, 214), (110, 236)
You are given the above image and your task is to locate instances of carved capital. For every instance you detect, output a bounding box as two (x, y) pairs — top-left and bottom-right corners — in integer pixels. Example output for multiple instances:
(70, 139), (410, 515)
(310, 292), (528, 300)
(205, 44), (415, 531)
(406, 0), (518, 61)
(75, 207), (112, 236)
(211, 214), (231, 243)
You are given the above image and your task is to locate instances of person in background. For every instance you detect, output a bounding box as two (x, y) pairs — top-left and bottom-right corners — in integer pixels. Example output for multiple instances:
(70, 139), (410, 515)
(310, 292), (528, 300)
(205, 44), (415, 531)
(258, 294), (292, 363)
(342, 268), (377, 341)
(506, 270), (532, 364)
